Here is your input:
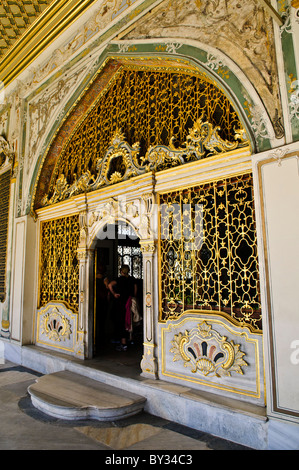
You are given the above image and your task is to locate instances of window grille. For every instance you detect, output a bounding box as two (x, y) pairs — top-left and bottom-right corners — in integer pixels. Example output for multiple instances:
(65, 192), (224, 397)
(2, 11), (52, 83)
(159, 173), (262, 332)
(0, 170), (11, 302)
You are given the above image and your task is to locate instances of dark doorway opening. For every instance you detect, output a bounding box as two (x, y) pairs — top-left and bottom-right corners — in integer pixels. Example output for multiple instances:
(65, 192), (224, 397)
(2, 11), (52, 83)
(93, 222), (143, 362)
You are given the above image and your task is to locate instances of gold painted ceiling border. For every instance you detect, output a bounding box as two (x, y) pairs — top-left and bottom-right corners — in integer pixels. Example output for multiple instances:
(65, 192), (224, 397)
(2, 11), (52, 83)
(0, 0), (99, 86)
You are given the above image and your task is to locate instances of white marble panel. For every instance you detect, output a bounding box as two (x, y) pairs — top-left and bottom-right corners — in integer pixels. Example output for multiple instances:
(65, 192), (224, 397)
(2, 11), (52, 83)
(261, 155), (299, 418)
(35, 302), (78, 356)
(159, 312), (264, 405)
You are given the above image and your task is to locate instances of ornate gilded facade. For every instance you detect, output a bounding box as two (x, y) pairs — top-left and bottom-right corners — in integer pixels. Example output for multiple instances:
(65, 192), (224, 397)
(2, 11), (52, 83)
(0, 0), (299, 450)
(34, 67), (249, 210)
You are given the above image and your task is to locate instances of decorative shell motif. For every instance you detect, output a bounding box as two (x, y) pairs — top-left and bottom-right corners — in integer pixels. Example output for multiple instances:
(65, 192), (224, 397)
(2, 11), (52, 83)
(170, 321), (247, 378)
(41, 307), (72, 342)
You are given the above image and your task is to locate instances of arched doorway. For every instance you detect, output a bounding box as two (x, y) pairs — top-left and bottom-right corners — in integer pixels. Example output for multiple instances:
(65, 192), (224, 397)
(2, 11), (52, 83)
(32, 51), (263, 384)
(93, 221), (144, 361)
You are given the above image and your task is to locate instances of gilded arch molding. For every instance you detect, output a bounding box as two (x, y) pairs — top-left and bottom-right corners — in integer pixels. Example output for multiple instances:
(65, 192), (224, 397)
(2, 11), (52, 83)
(29, 40), (276, 215)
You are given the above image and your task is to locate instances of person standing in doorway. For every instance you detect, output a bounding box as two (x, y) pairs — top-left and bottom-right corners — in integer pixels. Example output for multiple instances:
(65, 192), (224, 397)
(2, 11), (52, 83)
(108, 264), (137, 351)
(95, 264), (110, 352)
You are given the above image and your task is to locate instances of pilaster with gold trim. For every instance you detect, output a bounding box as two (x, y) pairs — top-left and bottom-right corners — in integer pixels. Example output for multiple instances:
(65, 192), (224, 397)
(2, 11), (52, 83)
(77, 209), (94, 359)
(140, 240), (158, 379)
(77, 247), (95, 359)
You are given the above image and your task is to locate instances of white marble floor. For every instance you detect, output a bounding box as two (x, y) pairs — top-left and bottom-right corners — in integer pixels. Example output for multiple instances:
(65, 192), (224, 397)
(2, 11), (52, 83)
(0, 360), (251, 451)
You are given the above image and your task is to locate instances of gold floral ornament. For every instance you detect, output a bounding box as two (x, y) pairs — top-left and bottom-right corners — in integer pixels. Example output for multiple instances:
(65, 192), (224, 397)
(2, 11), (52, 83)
(96, 130), (141, 185)
(41, 120), (249, 207)
(41, 307), (72, 342)
(145, 116), (248, 168)
(170, 321), (247, 377)
(41, 130), (140, 206)
(171, 116), (244, 157)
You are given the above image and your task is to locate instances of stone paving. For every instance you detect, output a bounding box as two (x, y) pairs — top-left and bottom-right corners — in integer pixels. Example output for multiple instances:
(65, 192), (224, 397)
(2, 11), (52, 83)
(0, 360), (252, 452)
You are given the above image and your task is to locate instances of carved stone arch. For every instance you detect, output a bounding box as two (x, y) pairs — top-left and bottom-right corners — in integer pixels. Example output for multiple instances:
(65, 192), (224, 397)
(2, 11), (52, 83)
(77, 195), (157, 365)
(88, 218), (141, 250)
(29, 39), (276, 215)
(86, 194), (154, 249)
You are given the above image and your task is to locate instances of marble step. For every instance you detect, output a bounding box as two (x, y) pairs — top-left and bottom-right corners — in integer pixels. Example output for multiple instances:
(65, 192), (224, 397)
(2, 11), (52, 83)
(28, 370), (146, 421)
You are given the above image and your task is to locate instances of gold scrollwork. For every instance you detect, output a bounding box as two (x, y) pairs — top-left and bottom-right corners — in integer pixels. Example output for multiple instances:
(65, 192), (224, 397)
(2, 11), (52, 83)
(42, 118), (248, 207)
(170, 321), (248, 377)
(143, 116), (246, 169)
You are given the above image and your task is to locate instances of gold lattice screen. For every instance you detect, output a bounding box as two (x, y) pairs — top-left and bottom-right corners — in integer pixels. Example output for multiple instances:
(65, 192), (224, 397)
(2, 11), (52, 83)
(39, 215), (80, 312)
(48, 69), (243, 193)
(0, 170), (11, 301)
(159, 173), (262, 332)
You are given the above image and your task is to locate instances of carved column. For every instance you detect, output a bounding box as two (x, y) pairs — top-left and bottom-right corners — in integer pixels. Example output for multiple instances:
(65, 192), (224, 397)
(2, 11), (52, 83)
(77, 209), (94, 359)
(140, 240), (158, 379)
(77, 247), (95, 359)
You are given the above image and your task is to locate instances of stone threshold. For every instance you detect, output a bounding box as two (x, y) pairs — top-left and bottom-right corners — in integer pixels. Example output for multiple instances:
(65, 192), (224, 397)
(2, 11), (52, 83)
(28, 370), (146, 421)
(4, 343), (268, 449)
(23, 345), (267, 420)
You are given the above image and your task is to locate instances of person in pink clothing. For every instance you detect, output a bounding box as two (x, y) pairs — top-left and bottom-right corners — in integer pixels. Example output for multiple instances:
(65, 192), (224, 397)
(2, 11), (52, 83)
(108, 264), (137, 351)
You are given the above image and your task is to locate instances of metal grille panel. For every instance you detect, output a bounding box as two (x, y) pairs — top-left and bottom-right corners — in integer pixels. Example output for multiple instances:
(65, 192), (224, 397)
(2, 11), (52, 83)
(39, 215), (80, 312)
(159, 173), (262, 332)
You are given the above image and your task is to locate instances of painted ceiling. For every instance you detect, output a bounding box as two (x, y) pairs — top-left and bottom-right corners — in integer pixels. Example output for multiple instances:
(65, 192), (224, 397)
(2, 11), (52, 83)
(0, 0), (102, 86)
(0, 0), (53, 59)
(0, 0), (286, 88)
